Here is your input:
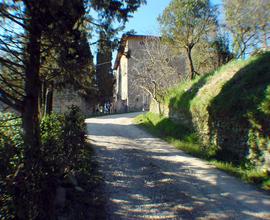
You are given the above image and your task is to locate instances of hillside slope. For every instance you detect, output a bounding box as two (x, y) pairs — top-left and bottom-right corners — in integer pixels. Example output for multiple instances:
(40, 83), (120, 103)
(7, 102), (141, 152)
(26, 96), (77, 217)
(161, 52), (270, 170)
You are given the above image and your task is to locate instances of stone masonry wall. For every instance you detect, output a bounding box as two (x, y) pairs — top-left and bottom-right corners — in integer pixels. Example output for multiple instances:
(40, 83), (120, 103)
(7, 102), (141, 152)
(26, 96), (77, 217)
(53, 88), (93, 116)
(127, 38), (150, 111)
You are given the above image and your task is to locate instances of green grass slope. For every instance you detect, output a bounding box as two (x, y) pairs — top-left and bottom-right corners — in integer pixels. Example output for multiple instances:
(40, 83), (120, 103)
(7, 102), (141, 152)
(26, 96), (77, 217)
(136, 52), (270, 190)
(167, 52), (270, 165)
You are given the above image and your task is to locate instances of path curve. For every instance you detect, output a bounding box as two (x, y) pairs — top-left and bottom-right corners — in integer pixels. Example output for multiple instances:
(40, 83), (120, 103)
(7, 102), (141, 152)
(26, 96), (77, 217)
(86, 112), (270, 220)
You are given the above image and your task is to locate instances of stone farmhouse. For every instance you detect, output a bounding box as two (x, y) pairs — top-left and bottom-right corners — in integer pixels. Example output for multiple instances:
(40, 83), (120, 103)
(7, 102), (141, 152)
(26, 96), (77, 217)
(113, 35), (155, 112)
(1, 34), (183, 115)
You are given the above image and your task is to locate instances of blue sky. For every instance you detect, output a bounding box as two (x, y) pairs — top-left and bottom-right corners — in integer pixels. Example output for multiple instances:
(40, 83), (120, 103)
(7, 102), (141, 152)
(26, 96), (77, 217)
(123, 0), (223, 36)
(106, 0), (223, 62)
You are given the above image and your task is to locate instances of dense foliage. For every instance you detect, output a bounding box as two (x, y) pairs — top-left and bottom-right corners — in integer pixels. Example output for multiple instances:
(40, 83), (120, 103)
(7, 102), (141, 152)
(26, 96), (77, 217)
(166, 52), (270, 165)
(208, 52), (270, 167)
(0, 106), (87, 219)
(223, 0), (270, 58)
(0, 114), (23, 218)
(158, 0), (217, 79)
(96, 30), (115, 105)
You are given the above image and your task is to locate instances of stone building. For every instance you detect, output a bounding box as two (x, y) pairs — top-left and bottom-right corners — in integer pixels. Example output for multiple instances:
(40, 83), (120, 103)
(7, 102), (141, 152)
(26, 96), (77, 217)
(113, 35), (154, 112)
(0, 89), (93, 116)
(52, 88), (94, 116)
(113, 34), (185, 113)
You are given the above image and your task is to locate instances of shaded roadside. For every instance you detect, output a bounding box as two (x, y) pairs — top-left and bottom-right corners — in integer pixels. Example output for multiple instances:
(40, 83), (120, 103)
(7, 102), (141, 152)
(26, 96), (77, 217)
(56, 143), (107, 220)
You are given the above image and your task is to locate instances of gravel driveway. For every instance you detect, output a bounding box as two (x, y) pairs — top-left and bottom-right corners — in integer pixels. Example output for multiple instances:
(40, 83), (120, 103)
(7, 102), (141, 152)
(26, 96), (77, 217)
(86, 112), (270, 220)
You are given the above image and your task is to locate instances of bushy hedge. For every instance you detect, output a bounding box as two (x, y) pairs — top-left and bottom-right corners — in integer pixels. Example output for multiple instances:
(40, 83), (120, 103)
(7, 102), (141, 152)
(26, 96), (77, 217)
(247, 86), (270, 170)
(0, 113), (23, 218)
(0, 106), (87, 219)
(40, 106), (86, 175)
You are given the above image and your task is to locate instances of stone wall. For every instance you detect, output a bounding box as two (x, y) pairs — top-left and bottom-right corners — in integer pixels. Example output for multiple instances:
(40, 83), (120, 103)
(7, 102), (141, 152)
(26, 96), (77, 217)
(114, 43), (128, 113)
(150, 99), (252, 164)
(53, 89), (93, 116)
(127, 38), (151, 111)
(208, 116), (250, 163)
(150, 100), (191, 127)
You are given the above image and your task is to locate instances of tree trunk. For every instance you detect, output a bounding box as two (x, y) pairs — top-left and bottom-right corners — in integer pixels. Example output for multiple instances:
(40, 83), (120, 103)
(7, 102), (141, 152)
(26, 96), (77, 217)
(41, 81), (47, 117)
(158, 101), (162, 116)
(45, 82), (54, 115)
(186, 46), (195, 80)
(18, 17), (43, 219)
(23, 19), (42, 169)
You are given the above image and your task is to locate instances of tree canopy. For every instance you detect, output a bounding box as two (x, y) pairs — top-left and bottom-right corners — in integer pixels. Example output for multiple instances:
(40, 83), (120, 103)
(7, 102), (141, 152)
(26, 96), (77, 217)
(223, 0), (270, 58)
(158, 0), (217, 79)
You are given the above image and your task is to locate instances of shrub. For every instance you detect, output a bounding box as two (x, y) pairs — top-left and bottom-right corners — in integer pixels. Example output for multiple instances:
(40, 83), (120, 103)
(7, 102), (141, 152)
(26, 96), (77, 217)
(0, 113), (23, 219)
(40, 113), (65, 174)
(0, 106), (87, 219)
(62, 105), (86, 171)
(40, 106), (86, 175)
(0, 113), (23, 177)
(247, 86), (270, 171)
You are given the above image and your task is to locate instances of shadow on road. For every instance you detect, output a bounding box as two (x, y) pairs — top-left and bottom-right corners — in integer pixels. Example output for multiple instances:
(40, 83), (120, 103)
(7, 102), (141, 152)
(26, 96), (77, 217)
(86, 113), (270, 219)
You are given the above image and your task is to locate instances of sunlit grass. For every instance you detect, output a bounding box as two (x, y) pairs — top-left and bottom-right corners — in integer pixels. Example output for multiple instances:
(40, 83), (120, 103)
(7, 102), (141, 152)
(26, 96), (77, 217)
(211, 160), (270, 188)
(135, 112), (270, 190)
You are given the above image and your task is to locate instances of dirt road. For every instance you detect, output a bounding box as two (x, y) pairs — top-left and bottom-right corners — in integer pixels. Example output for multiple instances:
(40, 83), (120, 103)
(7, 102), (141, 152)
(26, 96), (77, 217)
(86, 112), (270, 220)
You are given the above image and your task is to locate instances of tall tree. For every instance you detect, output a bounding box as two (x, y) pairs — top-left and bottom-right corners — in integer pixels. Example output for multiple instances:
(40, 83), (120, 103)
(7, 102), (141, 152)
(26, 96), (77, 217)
(223, 0), (270, 58)
(0, 0), (146, 161)
(0, 1), (86, 218)
(158, 0), (216, 79)
(90, 0), (147, 106)
(0, 1), (147, 217)
(90, 0), (146, 22)
(96, 30), (115, 105)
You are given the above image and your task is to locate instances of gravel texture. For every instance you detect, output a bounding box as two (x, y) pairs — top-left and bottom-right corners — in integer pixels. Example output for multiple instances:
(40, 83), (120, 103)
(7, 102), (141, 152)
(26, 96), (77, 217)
(86, 112), (270, 220)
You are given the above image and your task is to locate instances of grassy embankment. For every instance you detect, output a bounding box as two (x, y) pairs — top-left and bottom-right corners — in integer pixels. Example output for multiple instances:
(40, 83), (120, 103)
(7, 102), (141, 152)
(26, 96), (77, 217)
(135, 52), (270, 190)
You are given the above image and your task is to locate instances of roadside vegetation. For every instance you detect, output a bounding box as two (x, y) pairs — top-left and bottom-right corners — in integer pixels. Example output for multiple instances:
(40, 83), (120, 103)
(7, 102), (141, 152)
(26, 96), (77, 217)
(135, 52), (270, 191)
(135, 112), (270, 190)
(0, 106), (105, 219)
(0, 0), (269, 218)
(0, 1), (145, 218)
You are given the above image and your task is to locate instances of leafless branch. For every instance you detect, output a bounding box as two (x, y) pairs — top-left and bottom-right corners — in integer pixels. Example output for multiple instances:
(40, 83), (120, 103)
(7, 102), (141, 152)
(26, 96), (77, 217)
(130, 37), (183, 103)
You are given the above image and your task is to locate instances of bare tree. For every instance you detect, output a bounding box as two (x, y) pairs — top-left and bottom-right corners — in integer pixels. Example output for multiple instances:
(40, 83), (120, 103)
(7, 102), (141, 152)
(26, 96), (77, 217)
(131, 37), (184, 115)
